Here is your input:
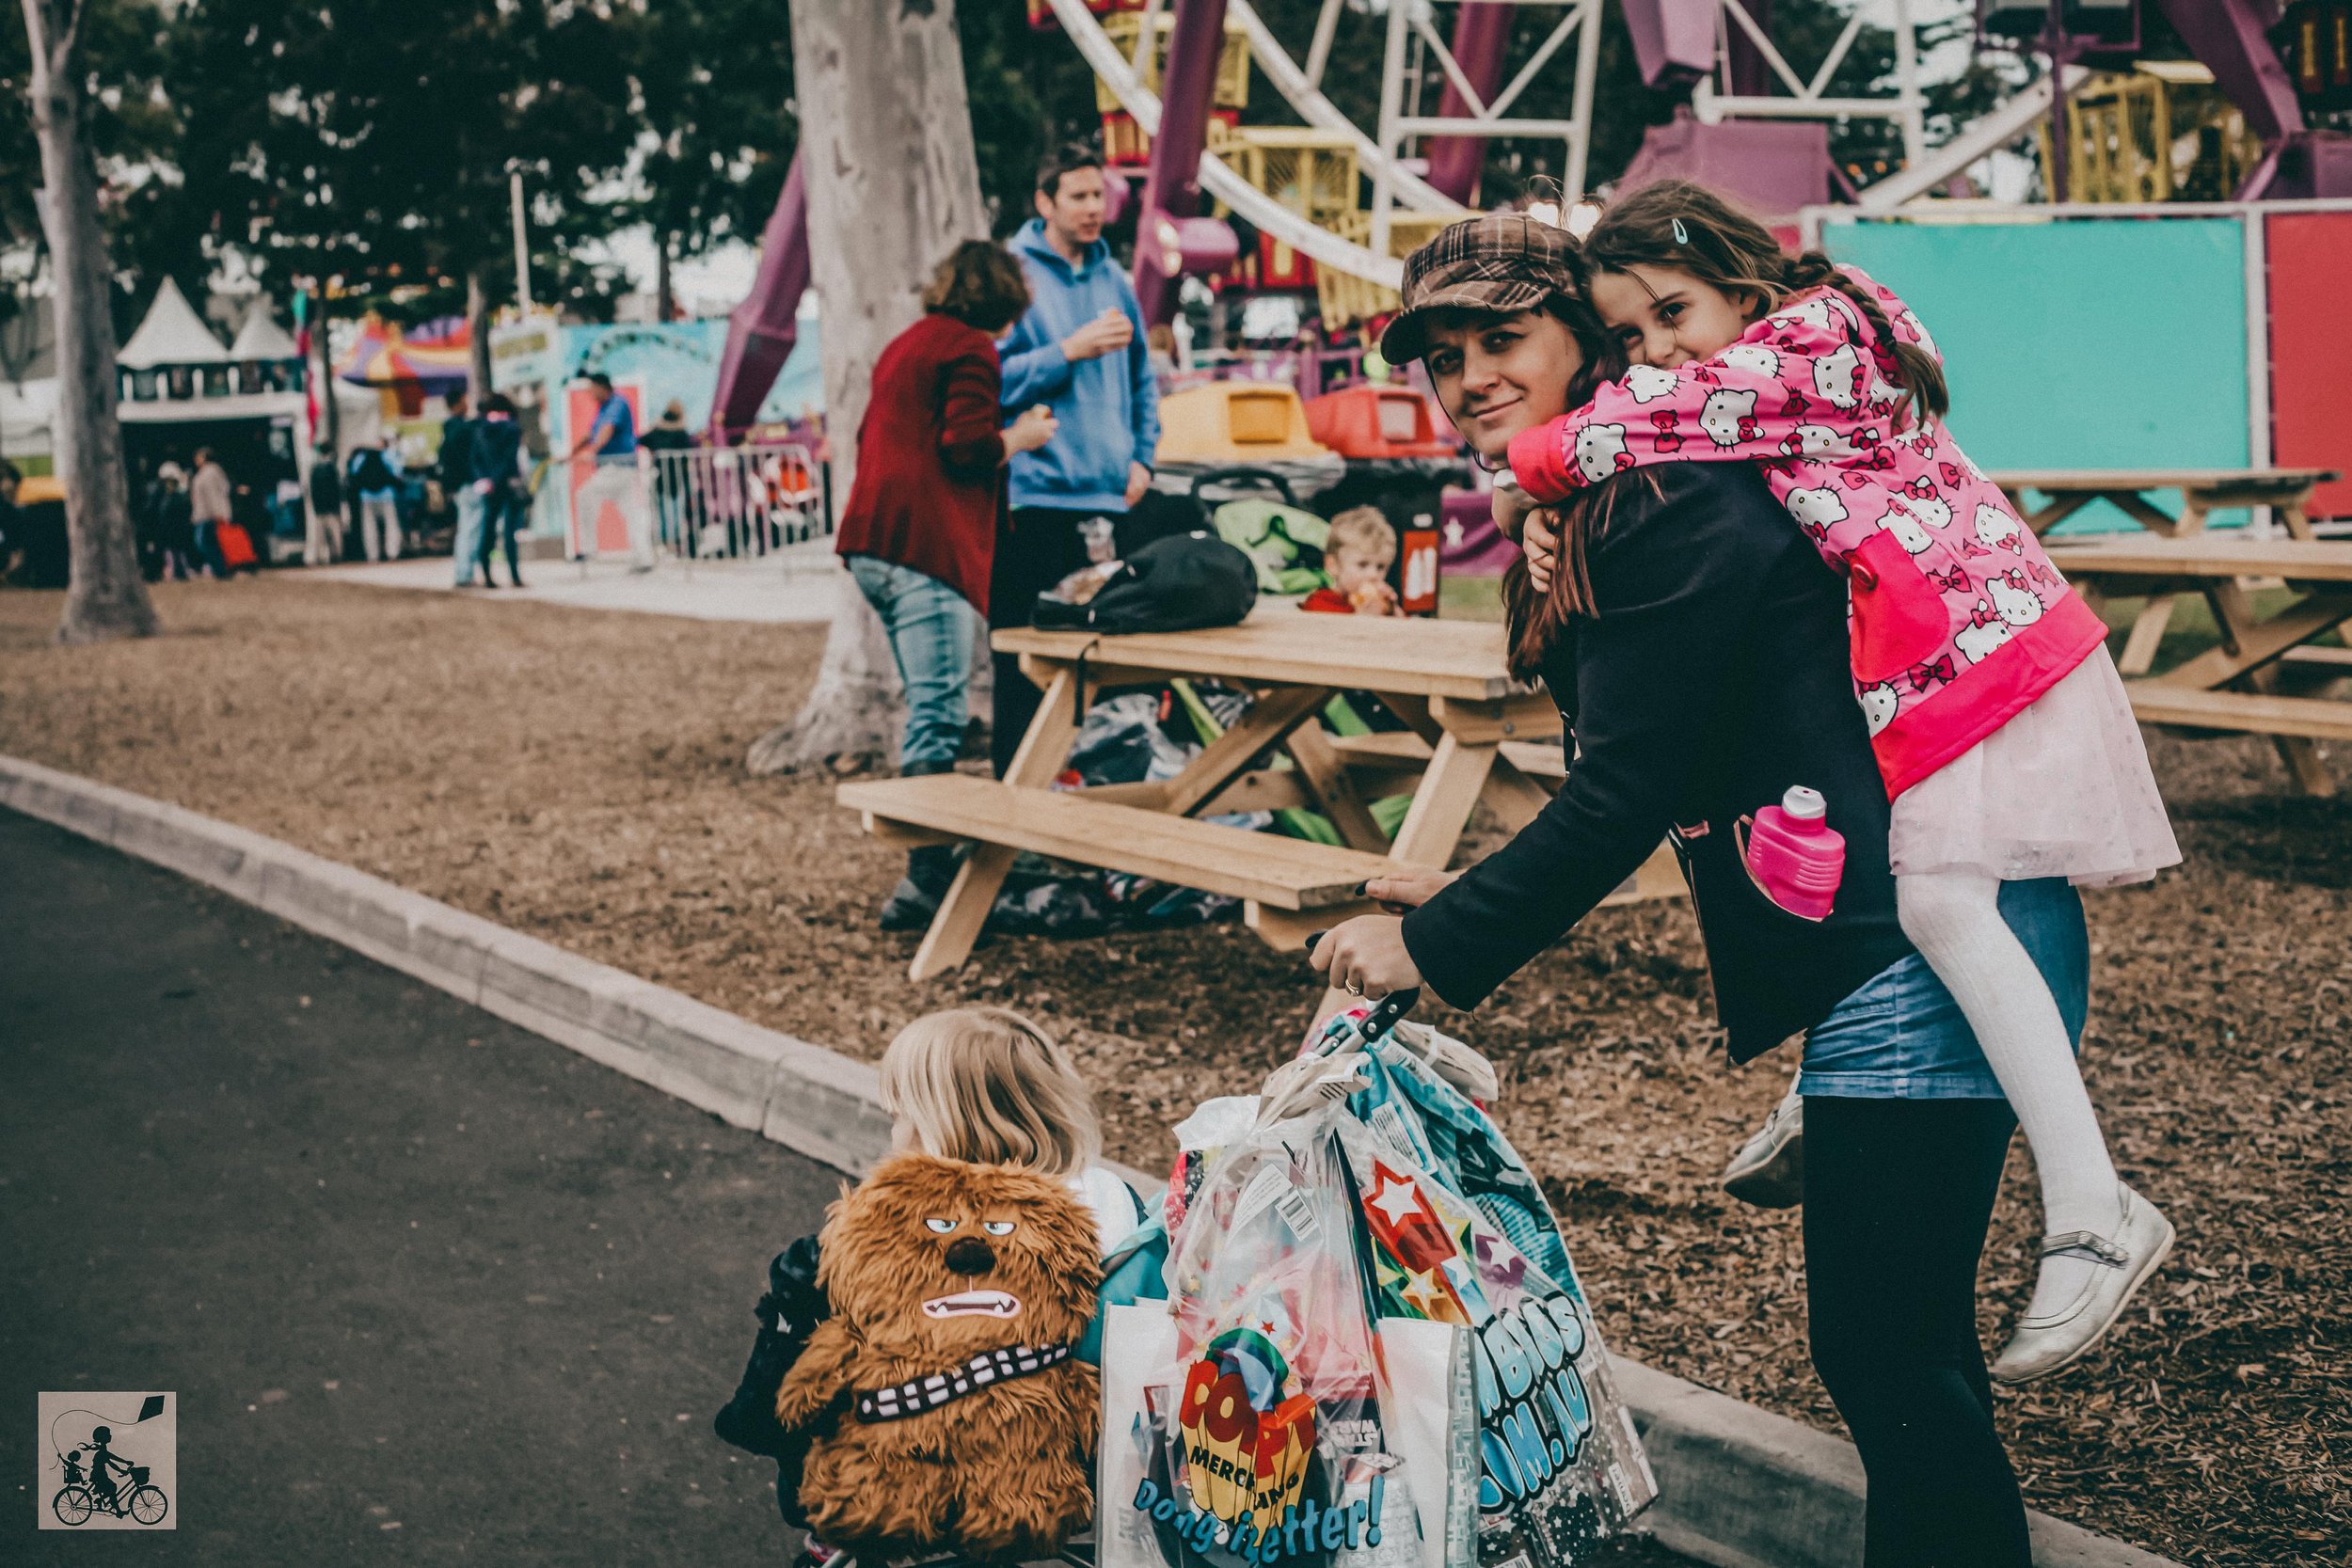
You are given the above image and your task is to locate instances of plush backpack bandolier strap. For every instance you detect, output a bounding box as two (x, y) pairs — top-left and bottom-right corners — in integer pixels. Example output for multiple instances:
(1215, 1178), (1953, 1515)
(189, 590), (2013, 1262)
(853, 1342), (1074, 1424)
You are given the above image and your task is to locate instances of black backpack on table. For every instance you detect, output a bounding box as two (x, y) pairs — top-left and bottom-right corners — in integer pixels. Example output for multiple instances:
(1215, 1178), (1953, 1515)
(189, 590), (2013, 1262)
(1029, 530), (1256, 635)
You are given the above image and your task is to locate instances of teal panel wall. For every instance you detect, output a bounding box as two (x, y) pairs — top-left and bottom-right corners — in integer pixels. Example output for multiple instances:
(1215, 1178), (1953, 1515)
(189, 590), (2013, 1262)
(1824, 217), (2251, 528)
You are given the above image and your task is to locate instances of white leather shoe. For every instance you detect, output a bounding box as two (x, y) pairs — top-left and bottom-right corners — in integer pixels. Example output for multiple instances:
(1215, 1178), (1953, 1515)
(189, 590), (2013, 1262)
(1722, 1085), (1804, 1210)
(1992, 1182), (2174, 1385)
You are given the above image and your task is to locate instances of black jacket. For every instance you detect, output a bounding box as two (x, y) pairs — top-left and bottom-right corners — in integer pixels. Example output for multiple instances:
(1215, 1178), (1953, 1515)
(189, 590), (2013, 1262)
(713, 1234), (828, 1528)
(1401, 465), (1913, 1063)
(470, 420), (527, 497)
(438, 415), (478, 487)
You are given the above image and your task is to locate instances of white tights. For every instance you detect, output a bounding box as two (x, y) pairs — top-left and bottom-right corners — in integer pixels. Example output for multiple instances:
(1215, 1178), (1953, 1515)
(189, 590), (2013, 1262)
(1896, 872), (2120, 1318)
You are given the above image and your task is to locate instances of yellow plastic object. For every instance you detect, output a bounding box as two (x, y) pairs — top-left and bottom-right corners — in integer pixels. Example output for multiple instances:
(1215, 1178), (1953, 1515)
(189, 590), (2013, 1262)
(2036, 64), (2261, 205)
(1316, 211), (1462, 329)
(1155, 383), (1335, 465)
(1096, 11), (1250, 115)
(1216, 128), (1359, 230)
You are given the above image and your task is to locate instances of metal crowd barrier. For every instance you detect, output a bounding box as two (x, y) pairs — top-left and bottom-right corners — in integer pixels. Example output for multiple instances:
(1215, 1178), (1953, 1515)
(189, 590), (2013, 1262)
(547, 442), (830, 570)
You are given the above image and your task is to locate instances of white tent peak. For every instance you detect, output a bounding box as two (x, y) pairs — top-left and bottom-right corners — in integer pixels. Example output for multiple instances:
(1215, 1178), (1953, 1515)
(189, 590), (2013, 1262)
(230, 303), (300, 360)
(119, 277), (228, 368)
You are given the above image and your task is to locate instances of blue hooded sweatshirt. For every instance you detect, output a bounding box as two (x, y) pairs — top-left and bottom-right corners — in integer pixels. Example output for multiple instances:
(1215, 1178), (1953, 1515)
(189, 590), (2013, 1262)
(997, 219), (1162, 514)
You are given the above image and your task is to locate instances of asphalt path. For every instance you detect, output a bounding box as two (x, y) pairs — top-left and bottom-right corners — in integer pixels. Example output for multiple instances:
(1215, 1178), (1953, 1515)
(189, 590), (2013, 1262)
(1, 810), (834, 1562)
(0, 810), (1697, 1568)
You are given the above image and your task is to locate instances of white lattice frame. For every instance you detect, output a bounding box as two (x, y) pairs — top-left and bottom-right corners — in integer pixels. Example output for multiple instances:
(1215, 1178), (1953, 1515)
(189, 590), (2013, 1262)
(1370, 0), (1606, 254)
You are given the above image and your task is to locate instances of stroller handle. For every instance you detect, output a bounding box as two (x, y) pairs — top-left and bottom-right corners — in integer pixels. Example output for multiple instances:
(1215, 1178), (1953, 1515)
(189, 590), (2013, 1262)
(1302, 930), (1421, 1037)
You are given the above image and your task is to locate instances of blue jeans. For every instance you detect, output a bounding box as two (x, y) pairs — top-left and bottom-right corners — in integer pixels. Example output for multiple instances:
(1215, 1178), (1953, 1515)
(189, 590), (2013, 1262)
(847, 556), (980, 772)
(1800, 877), (2089, 1100)
(452, 486), (488, 584)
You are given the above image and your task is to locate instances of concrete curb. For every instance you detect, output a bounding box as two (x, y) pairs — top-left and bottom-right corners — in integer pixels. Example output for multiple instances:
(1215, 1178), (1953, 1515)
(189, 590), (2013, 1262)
(0, 754), (893, 1178)
(0, 753), (2181, 1568)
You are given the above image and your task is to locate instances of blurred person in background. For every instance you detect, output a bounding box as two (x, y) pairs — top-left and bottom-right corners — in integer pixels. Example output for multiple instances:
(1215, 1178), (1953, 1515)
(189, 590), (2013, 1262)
(189, 447), (233, 576)
(566, 372), (652, 571)
(991, 144), (1160, 776)
(835, 238), (1057, 929)
(641, 398), (694, 556)
(442, 388), (486, 587)
(141, 461), (195, 580)
(306, 446), (345, 563)
(347, 437), (405, 562)
(470, 393), (532, 589)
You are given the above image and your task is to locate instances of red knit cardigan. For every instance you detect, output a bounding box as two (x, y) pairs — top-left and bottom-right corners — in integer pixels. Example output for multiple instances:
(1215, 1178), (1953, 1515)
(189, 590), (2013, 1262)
(834, 312), (1007, 613)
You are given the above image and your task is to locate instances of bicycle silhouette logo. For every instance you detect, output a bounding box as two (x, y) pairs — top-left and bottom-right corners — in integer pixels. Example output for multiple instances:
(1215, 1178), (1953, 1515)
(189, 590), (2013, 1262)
(39, 1392), (176, 1530)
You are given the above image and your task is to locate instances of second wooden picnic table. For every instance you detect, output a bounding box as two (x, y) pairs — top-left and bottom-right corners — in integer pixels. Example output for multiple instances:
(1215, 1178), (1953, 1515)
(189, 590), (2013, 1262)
(838, 603), (1680, 980)
(2046, 534), (2352, 797)
(1991, 467), (2339, 542)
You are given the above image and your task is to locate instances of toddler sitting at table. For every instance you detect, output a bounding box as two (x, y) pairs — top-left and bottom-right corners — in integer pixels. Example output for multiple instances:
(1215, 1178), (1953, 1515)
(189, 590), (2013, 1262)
(1301, 506), (1404, 616)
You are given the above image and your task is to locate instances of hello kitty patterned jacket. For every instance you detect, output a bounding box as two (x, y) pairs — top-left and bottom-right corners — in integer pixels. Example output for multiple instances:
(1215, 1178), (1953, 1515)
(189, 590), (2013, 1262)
(1505, 267), (2107, 800)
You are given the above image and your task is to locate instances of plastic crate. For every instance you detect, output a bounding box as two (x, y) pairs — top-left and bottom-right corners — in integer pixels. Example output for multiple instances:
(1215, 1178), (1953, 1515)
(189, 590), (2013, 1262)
(1303, 386), (1459, 460)
(1096, 11), (1250, 115)
(1156, 383), (1335, 465)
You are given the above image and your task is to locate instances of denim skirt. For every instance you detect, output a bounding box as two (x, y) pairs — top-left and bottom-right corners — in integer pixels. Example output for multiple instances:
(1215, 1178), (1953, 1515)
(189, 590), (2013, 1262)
(1798, 877), (2090, 1100)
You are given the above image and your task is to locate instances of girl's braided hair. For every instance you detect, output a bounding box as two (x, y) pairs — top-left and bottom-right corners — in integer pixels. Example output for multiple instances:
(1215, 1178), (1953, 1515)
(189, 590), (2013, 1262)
(1582, 180), (1949, 433)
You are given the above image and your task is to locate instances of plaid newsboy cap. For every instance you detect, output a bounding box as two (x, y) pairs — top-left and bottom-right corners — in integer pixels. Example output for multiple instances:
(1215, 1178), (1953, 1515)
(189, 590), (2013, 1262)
(1377, 212), (1583, 366)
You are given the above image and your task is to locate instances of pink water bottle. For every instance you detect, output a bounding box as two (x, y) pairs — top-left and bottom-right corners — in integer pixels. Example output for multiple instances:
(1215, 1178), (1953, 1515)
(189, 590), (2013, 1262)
(1745, 785), (1845, 923)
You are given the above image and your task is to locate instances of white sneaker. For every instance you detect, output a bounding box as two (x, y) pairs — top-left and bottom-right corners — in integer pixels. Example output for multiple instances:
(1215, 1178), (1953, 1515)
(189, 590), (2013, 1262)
(1722, 1085), (1804, 1209)
(1991, 1182), (2174, 1385)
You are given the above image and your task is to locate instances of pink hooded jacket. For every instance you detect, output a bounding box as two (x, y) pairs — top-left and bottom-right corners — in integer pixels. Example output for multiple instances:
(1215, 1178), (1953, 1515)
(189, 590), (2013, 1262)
(1505, 266), (2106, 800)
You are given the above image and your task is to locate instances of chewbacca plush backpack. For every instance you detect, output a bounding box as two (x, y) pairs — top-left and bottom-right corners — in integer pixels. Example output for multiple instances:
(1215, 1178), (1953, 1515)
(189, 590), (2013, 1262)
(774, 1153), (1104, 1562)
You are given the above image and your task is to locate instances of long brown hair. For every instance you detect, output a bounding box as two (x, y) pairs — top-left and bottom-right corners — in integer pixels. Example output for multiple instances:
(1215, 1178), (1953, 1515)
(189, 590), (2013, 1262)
(1583, 180), (1949, 433)
(1472, 298), (1632, 680)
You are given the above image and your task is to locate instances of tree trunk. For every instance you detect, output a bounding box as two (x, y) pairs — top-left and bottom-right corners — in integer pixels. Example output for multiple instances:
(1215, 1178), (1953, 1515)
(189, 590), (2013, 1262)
(466, 266), (494, 402)
(656, 232), (674, 325)
(748, 0), (992, 776)
(25, 0), (156, 643)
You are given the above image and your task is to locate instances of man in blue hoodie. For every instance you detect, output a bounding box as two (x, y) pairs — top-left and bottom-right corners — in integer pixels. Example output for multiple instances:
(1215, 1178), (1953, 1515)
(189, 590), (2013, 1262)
(992, 146), (1163, 775)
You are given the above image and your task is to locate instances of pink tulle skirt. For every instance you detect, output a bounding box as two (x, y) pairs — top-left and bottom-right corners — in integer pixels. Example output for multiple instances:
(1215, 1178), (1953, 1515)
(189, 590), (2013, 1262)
(1890, 646), (2181, 887)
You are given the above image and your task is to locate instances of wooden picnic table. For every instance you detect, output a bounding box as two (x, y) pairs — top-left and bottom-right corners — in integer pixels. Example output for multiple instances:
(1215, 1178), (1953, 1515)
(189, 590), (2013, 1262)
(2045, 534), (2352, 797)
(837, 603), (1682, 980)
(2002, 467), (2344, 678)
(1990, 467), (2340, 541)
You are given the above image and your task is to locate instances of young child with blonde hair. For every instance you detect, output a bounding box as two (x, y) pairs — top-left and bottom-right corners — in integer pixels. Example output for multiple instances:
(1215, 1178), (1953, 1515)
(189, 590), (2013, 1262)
(879, 1006), (1145, 1252)
(1303, 506), (1404, 616)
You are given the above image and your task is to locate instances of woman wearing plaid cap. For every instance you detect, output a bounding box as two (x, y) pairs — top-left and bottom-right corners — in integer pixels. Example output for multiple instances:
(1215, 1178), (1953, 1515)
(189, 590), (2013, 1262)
(1311, 213), (2073, 1567)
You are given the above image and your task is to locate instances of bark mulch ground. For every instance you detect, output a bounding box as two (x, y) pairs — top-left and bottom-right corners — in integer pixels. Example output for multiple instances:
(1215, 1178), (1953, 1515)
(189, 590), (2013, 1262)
(3, 578), (2344, 1564)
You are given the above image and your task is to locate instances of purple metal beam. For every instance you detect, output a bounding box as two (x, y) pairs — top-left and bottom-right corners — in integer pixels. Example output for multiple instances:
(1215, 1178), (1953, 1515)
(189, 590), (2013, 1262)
(1620, 0), (1717, 91)
(2155, 0), (2303, 146)
(1134, 0), (1232, 326)
(708, 152), (809, 440)
(1425, 3), (1513, 205)
(1725, 0), (1773, 99)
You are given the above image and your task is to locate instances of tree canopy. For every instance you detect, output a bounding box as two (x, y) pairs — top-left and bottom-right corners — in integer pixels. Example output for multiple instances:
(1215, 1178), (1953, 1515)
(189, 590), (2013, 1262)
(4, 0), (2047, 341)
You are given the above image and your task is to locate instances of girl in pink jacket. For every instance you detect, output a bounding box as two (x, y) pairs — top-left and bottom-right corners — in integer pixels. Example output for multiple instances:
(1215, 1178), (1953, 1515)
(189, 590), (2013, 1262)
(1507, 182), (2178, 1384)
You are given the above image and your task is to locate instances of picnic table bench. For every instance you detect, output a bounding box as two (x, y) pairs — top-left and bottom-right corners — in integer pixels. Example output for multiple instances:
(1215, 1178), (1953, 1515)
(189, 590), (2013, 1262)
(1991, 467), (2340, 542)
(838, 604), (1681, 980)
(2044, 534), (2352, 797)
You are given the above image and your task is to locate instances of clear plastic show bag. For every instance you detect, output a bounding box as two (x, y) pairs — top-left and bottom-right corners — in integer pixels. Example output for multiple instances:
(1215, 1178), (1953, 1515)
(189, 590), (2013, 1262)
(1301, 1003), (1659, 1567)
(1097, 1092), (1478, 1568)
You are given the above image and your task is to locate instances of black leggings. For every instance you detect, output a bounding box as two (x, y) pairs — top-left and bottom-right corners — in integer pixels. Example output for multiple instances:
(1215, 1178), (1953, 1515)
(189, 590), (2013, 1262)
(1804, 1095), (2030, 1568)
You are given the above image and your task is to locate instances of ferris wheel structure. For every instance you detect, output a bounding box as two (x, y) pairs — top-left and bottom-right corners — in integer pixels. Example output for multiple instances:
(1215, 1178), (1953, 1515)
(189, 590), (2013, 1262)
(1045, 0), (1964, 295)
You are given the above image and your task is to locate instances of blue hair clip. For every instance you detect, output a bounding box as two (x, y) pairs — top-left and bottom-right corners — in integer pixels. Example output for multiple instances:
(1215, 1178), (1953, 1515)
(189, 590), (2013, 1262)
(1672, 218), (1690, 245)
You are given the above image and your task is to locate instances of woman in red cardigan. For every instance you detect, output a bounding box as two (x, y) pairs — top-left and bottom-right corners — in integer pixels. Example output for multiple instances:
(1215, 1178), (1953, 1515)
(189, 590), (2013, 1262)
(835, 240), (1057, 926)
